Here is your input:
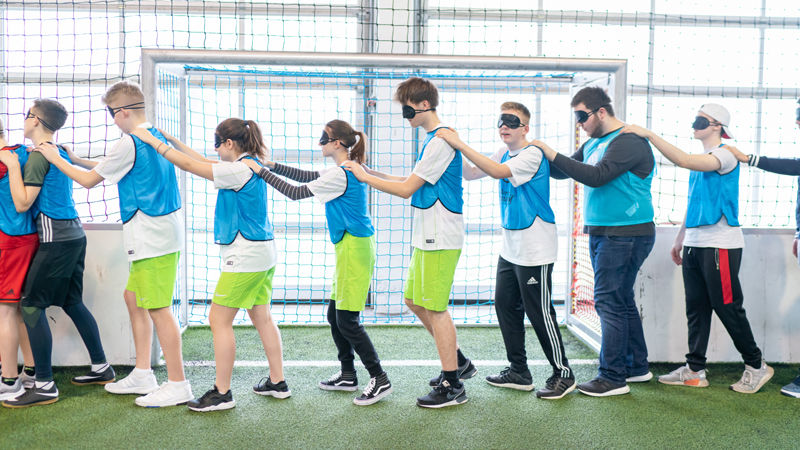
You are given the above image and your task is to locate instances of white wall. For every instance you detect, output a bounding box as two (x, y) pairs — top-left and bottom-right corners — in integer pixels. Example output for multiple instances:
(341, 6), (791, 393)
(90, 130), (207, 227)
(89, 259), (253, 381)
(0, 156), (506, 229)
(638, 227), (800, 363)
(20, 224), (135, 366)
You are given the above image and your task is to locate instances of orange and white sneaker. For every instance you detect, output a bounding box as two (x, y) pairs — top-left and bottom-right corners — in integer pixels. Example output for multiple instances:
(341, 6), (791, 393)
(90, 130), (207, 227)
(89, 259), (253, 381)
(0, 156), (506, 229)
(657, 364), (709, 387)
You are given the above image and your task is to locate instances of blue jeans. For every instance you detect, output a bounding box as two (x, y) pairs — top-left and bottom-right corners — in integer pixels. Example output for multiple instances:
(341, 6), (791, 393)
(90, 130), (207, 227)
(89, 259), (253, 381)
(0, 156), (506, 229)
(589, 234), (655, 384)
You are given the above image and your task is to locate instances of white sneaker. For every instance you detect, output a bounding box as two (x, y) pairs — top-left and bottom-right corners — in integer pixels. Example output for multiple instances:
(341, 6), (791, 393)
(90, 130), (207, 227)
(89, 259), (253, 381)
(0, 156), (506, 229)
(105, 370), (159, 395)
(626, 372), (653, 383)
(0, 378), (25, 401)
(134, 381), (194, 408)
(19, 371), (35, 390)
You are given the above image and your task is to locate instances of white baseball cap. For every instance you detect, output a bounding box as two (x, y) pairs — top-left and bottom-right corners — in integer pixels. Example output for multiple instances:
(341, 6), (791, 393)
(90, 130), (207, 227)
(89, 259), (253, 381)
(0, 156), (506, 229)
(698, 103), (734, 139)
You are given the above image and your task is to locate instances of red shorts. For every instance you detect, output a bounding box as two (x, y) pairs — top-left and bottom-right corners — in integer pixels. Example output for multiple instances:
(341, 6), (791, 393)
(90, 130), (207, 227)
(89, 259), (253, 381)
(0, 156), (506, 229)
(0, 230), (40, 302)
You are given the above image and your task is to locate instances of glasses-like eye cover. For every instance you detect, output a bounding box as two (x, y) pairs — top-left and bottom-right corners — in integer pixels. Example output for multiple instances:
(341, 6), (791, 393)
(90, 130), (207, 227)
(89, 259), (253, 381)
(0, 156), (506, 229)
(691, 116), (720, 130)
(497, 114), (525, 129)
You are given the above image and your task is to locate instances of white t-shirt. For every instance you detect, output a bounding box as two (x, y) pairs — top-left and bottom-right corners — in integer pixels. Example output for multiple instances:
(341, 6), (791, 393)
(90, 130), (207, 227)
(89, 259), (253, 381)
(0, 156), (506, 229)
(307, 166), (347, 203)
(683, 146), (745, 249)
(94, 122), (183, 262)
(212, 155), (277, 273)
(488, 145), (558, 267)
(411, 127), (464, 251)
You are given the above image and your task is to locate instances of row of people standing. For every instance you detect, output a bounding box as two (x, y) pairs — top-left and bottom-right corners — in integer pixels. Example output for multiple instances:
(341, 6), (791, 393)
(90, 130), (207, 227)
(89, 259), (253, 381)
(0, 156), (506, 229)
(1, 77), (798, 412)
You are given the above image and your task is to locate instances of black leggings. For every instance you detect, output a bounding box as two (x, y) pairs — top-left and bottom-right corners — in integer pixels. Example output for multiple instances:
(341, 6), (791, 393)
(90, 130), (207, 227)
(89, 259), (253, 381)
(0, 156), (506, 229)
(24, 303), (107, 382)
(327, 300), (383, 377)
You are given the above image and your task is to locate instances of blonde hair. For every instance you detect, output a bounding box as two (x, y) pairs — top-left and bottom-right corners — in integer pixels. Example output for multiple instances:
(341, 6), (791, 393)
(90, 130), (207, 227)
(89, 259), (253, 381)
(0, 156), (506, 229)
(101, 80), (145, 106)
(500, 101), (531, 124)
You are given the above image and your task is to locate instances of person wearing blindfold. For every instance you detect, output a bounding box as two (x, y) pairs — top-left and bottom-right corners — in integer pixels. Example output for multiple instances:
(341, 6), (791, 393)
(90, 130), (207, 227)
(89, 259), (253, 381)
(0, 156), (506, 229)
(0, 119), (39, 403)
(130, 117), (291, 411)
(718, 100), (800, 398)
(239, 119), (393, 407)
(31, 81), (195, 408)
(435, 102), (575, 400)
(1, 98), (114, 409)
(343, 77), (474, 409)
(621, 104), (773, 395)
(531, 87), (656, 398)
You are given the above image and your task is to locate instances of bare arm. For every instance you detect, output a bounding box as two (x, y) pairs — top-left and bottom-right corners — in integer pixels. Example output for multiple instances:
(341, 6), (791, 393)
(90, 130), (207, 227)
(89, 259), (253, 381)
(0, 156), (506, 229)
(671, 211), (688, 266)
(159, 128), (217, 164)
(461, 155), (488, 181)
(0, 152), (40, 212)
(435, 128), (507, 180)
(620, 125), (721, 172)
(131, 128), (214, 181)
(343, 161), (426, 199)
(33, 143), (105, 189)
(62, 145), (99, 169)
(361, 165), (406, 182)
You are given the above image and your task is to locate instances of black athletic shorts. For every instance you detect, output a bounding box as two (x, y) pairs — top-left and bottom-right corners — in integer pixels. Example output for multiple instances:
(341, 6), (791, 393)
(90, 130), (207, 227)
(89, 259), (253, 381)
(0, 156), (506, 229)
(21, 236), (86, 309)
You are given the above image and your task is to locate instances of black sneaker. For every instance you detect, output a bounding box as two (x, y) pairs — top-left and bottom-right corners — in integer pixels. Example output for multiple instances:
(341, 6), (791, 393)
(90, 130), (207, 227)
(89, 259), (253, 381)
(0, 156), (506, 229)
(536, 375), (576, 399)
(319, 370), (358, 392)
(71, 364), (116, 386)
(429, 358), (478, 387)
(188, 386), (236, 412)
(577, 377), (630, 397)
(2, 381), (59, 408)
(354, 372), (393, 406)
(485, 367), (535, 391)
(417, 380), (468, 409)
(253, 377), (292, 399)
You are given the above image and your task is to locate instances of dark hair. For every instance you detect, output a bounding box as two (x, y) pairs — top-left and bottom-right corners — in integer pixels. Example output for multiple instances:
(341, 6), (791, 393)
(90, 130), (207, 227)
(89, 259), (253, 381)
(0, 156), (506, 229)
(570, 87), (615, 117)
(216, 118), (268, 160)
(32, 98), (68, 131)
(326, 119), (367, 165)
(394, 77), (439, 108)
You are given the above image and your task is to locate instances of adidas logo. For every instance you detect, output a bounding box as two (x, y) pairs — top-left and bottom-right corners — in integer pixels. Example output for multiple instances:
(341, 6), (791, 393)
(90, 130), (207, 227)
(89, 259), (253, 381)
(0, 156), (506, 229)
(6, 288), (14, 295)
(526, 277), (538, 285)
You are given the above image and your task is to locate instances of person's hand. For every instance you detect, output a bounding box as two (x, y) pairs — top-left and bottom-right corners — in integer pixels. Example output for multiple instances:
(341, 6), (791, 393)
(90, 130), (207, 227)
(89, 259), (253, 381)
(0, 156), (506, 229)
(530, 139), (557, 161)
(242, 158), (263, 173)
(722, 145), (749, 163)
(342, 160), (367, 181)
(670, 241), (683, 266)
(60, 144), (79, 163)
(130, 128), (164, 151)
(156, 128), (177, 143)
(0, 149), (20, 167)
(619, 124), (651, 139)
(435, 127), (463, 148)
(793, 238), (798, 258)
(32, 142), (60, 163)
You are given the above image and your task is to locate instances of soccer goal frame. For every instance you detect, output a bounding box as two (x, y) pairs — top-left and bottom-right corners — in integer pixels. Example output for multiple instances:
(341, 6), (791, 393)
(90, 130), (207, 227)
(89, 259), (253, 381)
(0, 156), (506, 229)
(141, 48), (626, 349)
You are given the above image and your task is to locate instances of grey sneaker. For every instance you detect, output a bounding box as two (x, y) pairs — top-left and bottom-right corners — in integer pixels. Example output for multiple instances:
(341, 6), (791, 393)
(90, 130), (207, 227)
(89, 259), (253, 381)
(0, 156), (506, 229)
(730, 360), (774, 394)
(485, 367), (534, 391)
(658, 364), (709, 387)
(780, 375), (800, 398)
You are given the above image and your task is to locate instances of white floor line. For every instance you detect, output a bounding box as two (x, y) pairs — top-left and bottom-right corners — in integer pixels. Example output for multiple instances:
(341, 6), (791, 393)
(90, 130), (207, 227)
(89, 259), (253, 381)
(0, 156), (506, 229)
(185, 359), (599, 368)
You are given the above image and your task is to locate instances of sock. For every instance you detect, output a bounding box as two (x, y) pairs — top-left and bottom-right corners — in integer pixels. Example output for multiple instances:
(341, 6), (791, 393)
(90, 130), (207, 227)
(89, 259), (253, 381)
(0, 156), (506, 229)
(456, 349), (468, 367)
(168, 379), (188, 387)
(132, 367), (151, 378)
(23, 366), (35, 376)
(91, 363), (109, 373)
(34, 380), (54, 389)
(442, 370), (462, 389)
(2, 377), (17, 386)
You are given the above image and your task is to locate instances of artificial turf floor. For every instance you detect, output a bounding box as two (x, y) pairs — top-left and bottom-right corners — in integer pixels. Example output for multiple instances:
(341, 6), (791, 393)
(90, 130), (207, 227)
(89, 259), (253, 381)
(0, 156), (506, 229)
(2, 326), (799, 449)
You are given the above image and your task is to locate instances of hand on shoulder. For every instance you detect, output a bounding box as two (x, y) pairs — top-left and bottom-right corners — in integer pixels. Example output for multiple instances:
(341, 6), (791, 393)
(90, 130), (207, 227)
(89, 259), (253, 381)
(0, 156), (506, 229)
(0, 148), (20, 166)
(342, 160), (366, 180)
(619, 124), (651, 139)
(435, 127), (461, 147)
(32, 142), (60, 163)
(242, 158), (262, 172)
(721, 145), (749, 163)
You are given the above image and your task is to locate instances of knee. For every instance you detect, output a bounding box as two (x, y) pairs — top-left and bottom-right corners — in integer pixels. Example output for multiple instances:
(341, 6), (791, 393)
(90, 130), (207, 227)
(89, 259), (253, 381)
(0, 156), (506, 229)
(404, 297), (415, 308)
(123, 290), (137, 306)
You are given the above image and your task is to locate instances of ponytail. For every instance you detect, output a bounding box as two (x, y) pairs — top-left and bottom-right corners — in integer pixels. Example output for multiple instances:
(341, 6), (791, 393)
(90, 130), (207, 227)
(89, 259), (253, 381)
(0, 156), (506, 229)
(325, 119), (367, 165)
(216, 118), (268, 161)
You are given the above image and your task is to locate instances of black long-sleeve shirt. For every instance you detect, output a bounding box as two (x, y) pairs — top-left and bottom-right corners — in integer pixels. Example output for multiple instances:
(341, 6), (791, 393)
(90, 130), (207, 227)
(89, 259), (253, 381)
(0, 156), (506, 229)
(550, 131), (656, 236)
(748, 154), (800, 238)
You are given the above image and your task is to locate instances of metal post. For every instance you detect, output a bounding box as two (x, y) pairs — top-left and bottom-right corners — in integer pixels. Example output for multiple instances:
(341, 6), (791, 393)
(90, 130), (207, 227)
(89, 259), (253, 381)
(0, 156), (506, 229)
(646, 0), (656, 130)
(179, 75), (189, 330)
(751, 0), (767, 221)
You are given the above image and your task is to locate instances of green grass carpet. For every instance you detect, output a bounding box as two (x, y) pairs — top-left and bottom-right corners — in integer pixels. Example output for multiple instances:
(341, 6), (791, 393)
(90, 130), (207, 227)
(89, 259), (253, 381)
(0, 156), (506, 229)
(2, 326), (799, 450)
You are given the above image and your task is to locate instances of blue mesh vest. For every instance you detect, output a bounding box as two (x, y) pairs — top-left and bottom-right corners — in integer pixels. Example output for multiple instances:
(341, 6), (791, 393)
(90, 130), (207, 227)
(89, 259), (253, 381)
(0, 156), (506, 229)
(214, 157), (274, 245)
(686, 145), (740, 228)
(117, 128), (181, 223)
(583, 129), (654, 226)
(31, 144), (79, 221)
(410, 127), (463, 214)
(324, 168), (375, 244)
(500, 146), (555, 230)
(0, 145), (36, 235)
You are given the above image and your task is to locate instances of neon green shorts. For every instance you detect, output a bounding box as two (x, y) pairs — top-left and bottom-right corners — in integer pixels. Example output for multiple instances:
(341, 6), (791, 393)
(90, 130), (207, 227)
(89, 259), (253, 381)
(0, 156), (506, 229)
(126, 252), (179, 310)
(212, 267), (275, 310)
(403, 248), (461, 312)
(331, 233), (376, 312)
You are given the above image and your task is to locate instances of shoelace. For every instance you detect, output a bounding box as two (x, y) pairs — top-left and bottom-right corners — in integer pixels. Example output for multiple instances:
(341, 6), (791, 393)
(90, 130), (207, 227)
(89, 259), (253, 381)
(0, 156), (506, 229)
(327, 371), (343, 383)
(256, 377), (271, 387)
(545, 375), (559, 389)
(362, 378), (376, 396)
(147, 382), (169, 397)
(742, 370), (753, 387)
